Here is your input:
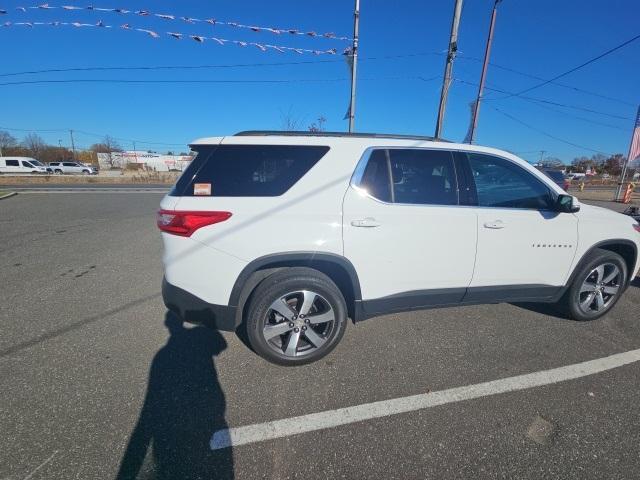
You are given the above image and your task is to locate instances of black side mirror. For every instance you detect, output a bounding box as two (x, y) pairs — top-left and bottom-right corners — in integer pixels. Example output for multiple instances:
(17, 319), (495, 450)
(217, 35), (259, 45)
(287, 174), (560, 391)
(556, 194), (580, 213)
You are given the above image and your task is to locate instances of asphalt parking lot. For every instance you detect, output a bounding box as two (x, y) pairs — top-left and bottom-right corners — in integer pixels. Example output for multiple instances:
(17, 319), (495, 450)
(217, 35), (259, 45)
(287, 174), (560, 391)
(1, 193), (640, 479)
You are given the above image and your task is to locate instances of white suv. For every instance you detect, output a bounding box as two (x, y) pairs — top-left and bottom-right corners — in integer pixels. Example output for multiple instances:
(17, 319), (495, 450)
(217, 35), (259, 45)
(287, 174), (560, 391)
(158, 131), (640, 365)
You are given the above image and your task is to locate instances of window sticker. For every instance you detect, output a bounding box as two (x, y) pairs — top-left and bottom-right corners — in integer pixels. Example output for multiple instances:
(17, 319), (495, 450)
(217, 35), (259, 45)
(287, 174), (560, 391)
(193, 183), (212, 196)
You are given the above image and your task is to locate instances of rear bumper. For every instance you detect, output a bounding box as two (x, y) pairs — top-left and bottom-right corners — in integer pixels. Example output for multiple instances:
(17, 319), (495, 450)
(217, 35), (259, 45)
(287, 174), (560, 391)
(162, 277), (238, 331)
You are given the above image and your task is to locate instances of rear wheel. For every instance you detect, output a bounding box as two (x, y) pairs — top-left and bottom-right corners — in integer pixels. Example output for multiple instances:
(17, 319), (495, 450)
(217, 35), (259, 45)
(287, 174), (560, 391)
(563, 248), (627, 321)
(245, 267), (347, 366)
(54, 169), (63, 175)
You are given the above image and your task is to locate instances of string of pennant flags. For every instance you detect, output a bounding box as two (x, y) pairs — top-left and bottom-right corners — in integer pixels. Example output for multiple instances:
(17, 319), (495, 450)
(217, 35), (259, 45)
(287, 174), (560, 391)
(0, 4), (352, 41)
(1, 20), (344, 55)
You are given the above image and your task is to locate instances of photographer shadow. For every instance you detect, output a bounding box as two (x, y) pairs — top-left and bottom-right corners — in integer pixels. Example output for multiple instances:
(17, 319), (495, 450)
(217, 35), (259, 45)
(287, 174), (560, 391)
(117, 312), (233, 479)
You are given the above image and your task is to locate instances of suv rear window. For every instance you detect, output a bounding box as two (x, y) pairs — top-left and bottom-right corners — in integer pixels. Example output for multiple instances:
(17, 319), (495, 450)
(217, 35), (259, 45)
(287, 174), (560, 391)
(171, 145), (329, 197)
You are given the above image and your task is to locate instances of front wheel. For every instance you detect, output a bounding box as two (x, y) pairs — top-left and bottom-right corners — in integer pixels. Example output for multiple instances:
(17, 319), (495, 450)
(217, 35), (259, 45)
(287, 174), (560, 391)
(245, 267), (347, 366)
(563, 248), (627, 321)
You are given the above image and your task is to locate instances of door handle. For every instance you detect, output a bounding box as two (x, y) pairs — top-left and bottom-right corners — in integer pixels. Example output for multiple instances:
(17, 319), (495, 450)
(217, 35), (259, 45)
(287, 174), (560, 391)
(484, 220), (505, 229)
(351, 217), (381, 228)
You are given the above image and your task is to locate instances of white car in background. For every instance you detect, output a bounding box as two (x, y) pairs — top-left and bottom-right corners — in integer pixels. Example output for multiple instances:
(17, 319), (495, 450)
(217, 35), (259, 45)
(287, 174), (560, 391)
(158, 131), (640, 366)
(0, 157), (49, 174)
(48, 161), (97, 175)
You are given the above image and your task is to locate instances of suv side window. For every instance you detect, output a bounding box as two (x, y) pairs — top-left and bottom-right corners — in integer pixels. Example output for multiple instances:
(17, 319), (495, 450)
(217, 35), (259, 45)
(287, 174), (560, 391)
(357, 148), (458, 205)
(171, 145), (330, 197)
(63, 162), (76, 167)
(466, 152), (554, 210)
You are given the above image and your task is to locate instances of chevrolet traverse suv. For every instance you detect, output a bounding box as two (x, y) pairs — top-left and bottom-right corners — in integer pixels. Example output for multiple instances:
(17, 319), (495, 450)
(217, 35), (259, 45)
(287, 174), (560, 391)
(159, 131), (640, 365)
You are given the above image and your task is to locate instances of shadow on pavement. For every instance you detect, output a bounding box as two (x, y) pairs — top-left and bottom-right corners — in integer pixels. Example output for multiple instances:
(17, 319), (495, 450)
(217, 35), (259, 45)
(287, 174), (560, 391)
(510, 302), (570, 320)
(117, 312), (233, 480)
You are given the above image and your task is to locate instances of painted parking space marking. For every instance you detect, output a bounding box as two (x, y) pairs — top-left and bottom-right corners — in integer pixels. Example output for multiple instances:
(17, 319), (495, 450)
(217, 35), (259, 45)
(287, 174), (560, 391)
(210, 348), (640, 450)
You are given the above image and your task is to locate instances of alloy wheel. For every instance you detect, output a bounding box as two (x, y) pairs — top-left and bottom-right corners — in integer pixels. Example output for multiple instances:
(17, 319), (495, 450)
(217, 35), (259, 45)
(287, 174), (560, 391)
(577, 262), (621, 315)
(262, 290), (336, 358)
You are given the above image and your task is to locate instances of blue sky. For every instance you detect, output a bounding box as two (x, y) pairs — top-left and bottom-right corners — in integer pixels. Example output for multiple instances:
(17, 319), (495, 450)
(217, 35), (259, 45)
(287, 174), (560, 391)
(1, 0), (638, 162)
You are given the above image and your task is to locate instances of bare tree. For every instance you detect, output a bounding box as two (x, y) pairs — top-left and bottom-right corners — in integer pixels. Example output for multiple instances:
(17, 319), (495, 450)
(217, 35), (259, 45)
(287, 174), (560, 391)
(90, 135), (123, 168)
(22, 133), (46, 160)
(0, 130), (17, 155)
(308, 116), (327, 132)
(539, 156), (564, 169)
(279, 107), (303, 131)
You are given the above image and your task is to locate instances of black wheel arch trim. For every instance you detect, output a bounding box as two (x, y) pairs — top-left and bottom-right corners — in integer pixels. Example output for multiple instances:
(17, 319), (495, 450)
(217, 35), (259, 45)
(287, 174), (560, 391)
(559, 239), (637, 299)
(228, 251), (363, 309)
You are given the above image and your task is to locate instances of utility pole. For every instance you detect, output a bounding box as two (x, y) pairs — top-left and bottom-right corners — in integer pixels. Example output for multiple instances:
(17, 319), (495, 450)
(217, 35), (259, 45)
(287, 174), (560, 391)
(435, 0), (463, 139)
(133, 141), (139, 168)
(69, 129), (77, 161)
(539, 150), (546, 165)
(615, 105), (640, 200)
(469, 0), (501, 144)
(347, 0), (361, 133)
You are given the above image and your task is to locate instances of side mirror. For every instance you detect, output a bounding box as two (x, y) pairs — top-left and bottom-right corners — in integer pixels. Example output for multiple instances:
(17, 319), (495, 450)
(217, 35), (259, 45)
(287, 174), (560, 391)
(556, 194), (580, 213)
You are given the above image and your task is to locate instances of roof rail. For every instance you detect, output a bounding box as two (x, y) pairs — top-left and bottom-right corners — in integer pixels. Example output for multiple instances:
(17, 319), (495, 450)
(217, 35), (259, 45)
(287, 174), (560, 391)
(234, 130), (450, 142)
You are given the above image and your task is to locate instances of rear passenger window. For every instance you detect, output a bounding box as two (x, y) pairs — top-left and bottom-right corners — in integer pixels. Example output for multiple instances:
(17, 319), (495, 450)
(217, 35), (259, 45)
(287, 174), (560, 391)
(171, 145), (329, 197)
(6, 160), (19, 166)
(357, 149), (458, 205)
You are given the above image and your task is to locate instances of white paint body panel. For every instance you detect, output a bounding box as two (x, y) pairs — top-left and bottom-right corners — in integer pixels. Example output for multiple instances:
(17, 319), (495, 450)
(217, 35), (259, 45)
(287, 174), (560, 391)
(470, 208), (578, 287)
(570, 203), (640, 279)
(342, 187), (477, 299)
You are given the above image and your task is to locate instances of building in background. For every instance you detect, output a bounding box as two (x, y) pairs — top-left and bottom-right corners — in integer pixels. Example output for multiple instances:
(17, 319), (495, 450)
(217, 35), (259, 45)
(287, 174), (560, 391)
(96, 151), (193, 171)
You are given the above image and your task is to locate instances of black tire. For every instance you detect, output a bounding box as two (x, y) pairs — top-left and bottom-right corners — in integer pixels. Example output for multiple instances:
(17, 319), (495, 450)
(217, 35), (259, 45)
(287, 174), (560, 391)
(245, 267), (347, 366)
(54, 169), (63, 175)
(562, 248), (627, 321)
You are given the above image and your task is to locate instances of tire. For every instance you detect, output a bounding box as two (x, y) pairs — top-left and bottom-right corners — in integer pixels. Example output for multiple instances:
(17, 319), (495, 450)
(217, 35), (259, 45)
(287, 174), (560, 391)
(245, 267), (347, 366)
(54, 169), (63, 175)
(562, 248), (627, 321)
(82, 170), (90, 175)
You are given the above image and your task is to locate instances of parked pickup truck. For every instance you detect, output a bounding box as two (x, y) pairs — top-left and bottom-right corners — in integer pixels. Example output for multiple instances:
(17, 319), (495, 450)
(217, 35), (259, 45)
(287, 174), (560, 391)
(48, 161), (97, 175)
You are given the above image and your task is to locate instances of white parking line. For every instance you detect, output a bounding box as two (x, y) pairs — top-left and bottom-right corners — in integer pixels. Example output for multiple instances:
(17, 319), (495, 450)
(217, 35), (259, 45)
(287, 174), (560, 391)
(210, 348), (640, 450)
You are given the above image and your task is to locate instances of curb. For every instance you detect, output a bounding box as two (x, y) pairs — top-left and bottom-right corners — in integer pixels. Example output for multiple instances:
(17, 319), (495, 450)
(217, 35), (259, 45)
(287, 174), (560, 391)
(0, 192), (17, 200)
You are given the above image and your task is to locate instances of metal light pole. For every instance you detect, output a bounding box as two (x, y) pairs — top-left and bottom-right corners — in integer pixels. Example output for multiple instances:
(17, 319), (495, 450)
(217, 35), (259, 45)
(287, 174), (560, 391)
(435, 0), (464, 139)
(347, 0), (361, 133)
(469, 0), (502, 144)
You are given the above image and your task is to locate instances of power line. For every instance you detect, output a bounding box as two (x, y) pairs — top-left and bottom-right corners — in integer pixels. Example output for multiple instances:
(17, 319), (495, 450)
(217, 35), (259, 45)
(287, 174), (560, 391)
(0, 72), (441, 88)
(0, 52), (445, 78)
(498, 32), (640, 98)
(458, 54), (637, 107)
(0, 78), (348, 87)
(0, 125), (185, 146)
(455, 78), (632, 121)
(490, 106), (613, 156)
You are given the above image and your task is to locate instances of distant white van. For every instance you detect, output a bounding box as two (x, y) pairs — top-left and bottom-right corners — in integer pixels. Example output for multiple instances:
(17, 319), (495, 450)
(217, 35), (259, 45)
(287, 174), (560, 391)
(0, 157), (49, 174)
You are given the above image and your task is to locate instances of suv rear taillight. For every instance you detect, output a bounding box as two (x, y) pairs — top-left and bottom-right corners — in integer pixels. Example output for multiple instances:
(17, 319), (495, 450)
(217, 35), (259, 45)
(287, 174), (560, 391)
(157, 210), (232, 237)
(633, 224), (640, 234)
